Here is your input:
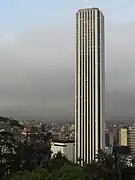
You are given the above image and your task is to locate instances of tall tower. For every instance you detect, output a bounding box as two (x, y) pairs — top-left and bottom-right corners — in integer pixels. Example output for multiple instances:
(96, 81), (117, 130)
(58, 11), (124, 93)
(75, 8), (105, 164)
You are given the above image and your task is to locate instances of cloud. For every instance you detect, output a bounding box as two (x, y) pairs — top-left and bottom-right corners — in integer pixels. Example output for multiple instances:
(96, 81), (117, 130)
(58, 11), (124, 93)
(0, 25), (75, 119)
(0, 21), (135, 121)
(106, 22), (135, 118)
(0, 33), (14, 46)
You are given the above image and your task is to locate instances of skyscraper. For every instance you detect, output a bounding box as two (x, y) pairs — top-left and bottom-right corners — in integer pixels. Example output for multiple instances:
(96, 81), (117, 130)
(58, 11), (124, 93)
(75, 8), (105, 164)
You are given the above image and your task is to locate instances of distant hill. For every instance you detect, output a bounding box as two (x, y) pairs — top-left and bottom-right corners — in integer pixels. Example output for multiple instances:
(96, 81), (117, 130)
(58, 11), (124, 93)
(9, 115), (74, 125)
(1, 114), (135, 125)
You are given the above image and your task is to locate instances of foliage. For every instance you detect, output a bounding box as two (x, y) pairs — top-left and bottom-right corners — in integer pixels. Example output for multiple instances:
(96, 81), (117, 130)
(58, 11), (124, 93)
(83, 150), (135, 180)
(0, 131), (17, 179)
(9, 119), (24, 129)
(56, 164), (84, 180)
(9, 164), (84, 180)
(6, 149), (135, 180)
(1, 116), (135, 180)
(9, 168), (50, 180)
(0, 117), (51, 179)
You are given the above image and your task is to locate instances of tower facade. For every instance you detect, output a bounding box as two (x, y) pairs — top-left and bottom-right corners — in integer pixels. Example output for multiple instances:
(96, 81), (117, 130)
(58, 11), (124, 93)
(75, 8), (105, 164)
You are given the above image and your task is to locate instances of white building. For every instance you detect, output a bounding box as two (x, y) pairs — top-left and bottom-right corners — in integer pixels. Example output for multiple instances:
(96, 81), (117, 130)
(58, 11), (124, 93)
(75, 8), (105, 165)
(51, 139), (75, 161)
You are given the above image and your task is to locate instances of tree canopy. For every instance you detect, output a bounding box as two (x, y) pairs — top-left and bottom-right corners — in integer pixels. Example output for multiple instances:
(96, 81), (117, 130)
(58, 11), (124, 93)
(0, 116), (135, 180)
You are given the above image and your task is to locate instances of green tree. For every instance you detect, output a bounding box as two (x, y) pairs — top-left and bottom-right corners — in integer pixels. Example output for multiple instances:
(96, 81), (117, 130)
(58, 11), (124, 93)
(49, 164), (84, 180)
(83, 150), (135, 180)
(0, 116), (10, 123)
(14, 141), (37, 171)
(47, 151), (71, 172)
(0, 131), (16, 179)
(58, 164), (84, 180)
(9, 119), (23, 129)
(9, 168), (50, 180)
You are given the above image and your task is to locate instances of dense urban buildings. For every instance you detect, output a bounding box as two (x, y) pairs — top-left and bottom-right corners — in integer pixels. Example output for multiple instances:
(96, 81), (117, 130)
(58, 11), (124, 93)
(128, 126), (135, 155)
(75, 8), (105, 164)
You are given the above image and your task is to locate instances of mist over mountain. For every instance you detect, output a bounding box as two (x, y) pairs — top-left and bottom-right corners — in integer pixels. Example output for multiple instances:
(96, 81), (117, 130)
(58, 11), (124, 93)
(0, 1), (135, 122)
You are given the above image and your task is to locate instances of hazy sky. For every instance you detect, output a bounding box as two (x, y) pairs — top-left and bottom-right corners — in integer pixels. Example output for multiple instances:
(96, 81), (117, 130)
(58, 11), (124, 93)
(0, 0), (135, 121)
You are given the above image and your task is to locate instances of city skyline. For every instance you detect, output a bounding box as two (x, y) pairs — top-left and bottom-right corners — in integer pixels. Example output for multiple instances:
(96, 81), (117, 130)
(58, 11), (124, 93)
(75, 8), (105, 164)
(0, 1), (134, 121)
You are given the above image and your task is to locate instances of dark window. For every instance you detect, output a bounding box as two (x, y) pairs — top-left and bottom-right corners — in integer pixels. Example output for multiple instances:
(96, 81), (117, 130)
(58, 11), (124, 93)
(93, 10), (96, 158)
(87, 10), (90, 163)
(90, 10), (93, 160)
(80, 15), (82, 158)
(97, 10), (101, 150)
(54, 144), (67, 147)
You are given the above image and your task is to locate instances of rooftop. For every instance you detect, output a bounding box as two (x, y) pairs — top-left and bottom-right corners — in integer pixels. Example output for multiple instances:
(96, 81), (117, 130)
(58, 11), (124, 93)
(52, 138), (75, 144)
(78, 8), (99, 12)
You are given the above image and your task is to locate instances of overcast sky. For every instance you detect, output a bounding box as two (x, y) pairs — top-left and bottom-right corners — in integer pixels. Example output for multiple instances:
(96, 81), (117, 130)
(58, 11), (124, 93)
(0, 0), (135, 121)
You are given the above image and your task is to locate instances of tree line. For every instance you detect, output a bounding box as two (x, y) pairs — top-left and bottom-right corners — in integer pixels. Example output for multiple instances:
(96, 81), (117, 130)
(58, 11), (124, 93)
(0, 116), (135, 180)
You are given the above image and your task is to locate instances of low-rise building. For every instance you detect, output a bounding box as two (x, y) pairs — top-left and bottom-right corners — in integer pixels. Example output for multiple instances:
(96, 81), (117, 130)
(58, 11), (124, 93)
(51, 139), (75, 161)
